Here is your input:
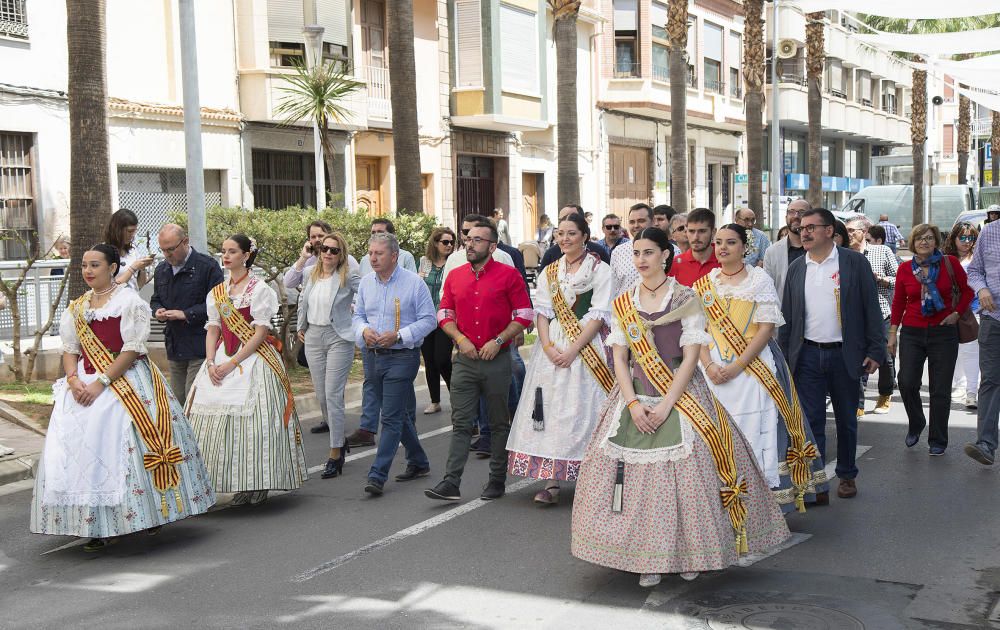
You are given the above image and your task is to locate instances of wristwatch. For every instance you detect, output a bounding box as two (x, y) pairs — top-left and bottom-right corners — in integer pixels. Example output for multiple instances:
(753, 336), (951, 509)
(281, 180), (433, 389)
(396, 331), (403, 345)
(494, 335), (505, 347)
(97, 373), (112, 387)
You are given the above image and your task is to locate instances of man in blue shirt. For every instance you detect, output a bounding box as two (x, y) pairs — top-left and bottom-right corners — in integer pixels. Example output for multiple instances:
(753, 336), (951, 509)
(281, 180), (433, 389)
(596, 213), (628, 254)
(734, 207), (772, 267)
(352, 232), (437, 496)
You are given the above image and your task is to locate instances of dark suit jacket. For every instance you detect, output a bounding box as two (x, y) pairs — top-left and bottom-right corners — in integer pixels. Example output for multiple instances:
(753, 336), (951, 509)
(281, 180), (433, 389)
(497, 241), (528, 290)
(539, 240), (610, 269)
(779, 246), (887, 381)
(149, 248), (224, 361)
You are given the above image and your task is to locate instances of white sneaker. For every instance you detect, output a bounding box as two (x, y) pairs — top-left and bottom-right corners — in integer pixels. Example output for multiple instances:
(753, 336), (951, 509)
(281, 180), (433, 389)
(680, 572), (699, 581)
(639, 573), (661, 588)
(952, 387), (966, 401)
(965, 393), (978, 410)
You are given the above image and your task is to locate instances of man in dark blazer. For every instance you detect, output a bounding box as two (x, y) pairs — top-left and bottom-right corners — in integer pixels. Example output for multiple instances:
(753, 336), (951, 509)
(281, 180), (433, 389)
(779, 208), (886, 501)
(150, 224), (224, 405)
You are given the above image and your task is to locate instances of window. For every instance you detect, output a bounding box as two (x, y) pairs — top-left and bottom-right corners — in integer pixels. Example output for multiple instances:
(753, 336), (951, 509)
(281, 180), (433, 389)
(703, 22), (724, 94)
(783, 137), (803, 173)
(500, 4), (538, 93)
(0, 132), (36, 259)
(252, 150), (316, 210)
(614, 0), (638, 77)
(267, 0), (349, 56)
(825, 59), (845, 98)
(269, 41), (347, 69)
(881, 81), (896, 114)
(844, 145), (862, 179)
(943, 124), (955, 156)
(0, 0), (28, 39)
(651, 1), (668, 81)
(455, 0), (483, 87)
(729, 32), (741, 98)
(687, 20), (697, 87)
(856, 70), (872, 106)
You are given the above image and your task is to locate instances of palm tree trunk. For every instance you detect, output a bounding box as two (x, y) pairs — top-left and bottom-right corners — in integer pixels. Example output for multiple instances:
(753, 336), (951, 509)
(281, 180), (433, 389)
(911, 69), (927, 228)
(743, 0), (765, 221)
(552, 3), (580, 207)
(805, 12), (824, 208)
(667, 0), (689, 213)
(992, 112), (1000, 186)
(957, 93), (970, 184)
(387, 0), (422, 214)
(66, 0), (112, 298)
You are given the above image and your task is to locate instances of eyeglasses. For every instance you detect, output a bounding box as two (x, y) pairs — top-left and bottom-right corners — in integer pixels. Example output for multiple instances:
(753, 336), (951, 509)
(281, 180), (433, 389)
(914, 234), (937, 244)
(160, 239), (187, 255)
(673, 225), (686, 232)
(800, 223), (831, 234)
(438, 239), (455, 246)
(958, 235), (976, 243)
(370, 230), (387, 235)
(467, 236), (495, 246)
(319, 245), (341, 255)
(787, 209), (806, 217)
(604, 224), (621, 231)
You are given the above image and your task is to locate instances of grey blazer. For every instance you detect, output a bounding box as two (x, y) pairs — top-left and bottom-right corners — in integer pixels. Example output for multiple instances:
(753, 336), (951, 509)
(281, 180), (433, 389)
(778, 246), (887, 381)
(296, 256), (362, 342)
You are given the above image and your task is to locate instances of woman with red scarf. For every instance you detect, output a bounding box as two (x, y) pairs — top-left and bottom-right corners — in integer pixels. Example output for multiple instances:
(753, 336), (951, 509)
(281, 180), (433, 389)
(888, 224), (973, 456)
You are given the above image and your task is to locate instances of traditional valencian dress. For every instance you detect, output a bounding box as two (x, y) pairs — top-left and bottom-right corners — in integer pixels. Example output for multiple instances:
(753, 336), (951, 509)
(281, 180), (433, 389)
(31, 288), (216, 538)
(571, 280), (790, 575)
(694, 268), (827, 510)
(186, 276), (308, 499)
(507, 255), (614, 480)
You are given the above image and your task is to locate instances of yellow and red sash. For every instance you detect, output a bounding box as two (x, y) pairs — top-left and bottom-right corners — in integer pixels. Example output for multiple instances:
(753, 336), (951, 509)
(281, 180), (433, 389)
(693, 276), (819, 512)
(71, 294), (183, 517)
(212, 282), (296, 428)
(546, 263), (614, 393)
(612, 290), (748, 554)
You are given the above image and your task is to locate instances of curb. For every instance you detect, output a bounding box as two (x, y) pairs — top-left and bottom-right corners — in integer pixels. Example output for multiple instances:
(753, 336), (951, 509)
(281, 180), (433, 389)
(0, 400), (46, 437)
(0, 453), (38, 487)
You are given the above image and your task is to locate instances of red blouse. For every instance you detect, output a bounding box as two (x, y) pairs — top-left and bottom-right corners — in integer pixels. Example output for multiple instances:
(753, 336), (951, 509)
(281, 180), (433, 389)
(891, 255), (974, 328)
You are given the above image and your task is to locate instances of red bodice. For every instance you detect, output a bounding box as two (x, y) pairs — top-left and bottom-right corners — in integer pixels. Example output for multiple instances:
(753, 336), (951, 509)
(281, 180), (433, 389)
(81, 317), (124, 374)
(217, 306), (253, 356)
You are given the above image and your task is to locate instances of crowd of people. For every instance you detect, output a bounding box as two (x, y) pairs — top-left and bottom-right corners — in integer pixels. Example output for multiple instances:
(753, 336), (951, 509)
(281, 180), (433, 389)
(27, 200), (1000, 587)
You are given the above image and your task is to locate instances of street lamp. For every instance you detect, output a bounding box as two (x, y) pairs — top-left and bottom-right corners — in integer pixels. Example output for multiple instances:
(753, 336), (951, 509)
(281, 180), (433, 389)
(303, 23), (326, 212)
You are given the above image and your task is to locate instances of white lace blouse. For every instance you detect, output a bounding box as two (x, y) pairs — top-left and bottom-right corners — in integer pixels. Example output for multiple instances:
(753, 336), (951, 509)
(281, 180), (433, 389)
(205, 276), (279, 331)
(59, 287), (151, 356)
(607, 279), (711, 348)
(534, 254), (613, 326)
(705, 266), (785, 326)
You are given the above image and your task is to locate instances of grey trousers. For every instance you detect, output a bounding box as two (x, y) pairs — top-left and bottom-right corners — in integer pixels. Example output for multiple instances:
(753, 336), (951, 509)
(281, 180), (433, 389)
(976, 315), (1000, 455)
(169, 358), (203, 407)
(304, 325), (355, 449)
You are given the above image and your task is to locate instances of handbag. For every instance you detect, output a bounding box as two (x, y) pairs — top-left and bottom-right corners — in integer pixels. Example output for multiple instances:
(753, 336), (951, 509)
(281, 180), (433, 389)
(941, 256), (979, 343)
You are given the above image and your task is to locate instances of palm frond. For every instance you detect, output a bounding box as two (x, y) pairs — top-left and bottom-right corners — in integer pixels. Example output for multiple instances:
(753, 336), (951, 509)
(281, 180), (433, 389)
(272, 61), (365, 127)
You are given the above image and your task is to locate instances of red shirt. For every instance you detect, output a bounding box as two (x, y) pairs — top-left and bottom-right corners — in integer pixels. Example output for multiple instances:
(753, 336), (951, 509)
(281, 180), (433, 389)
(438, 258), (534, 349)
(891, 255), (974, 328)
(668, 248), (721, 287)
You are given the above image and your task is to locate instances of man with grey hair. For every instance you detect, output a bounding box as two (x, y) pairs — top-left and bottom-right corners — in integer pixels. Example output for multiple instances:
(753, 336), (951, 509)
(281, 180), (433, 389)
(352, 231), (437, 496)
(846, 215), (898, 415)
(764, 199), (810, 302)
(877, 214), (904, 253)
(150, 223), (224, 404)
(734, 207), (771, 267)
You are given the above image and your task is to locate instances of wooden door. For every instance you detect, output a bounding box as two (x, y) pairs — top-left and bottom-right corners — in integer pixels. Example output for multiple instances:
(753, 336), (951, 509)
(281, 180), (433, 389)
(356, 157), (382, 216)
(522, 173), (539, 242)
(608, 145), (650, 213)
(360, 0), (386, 70)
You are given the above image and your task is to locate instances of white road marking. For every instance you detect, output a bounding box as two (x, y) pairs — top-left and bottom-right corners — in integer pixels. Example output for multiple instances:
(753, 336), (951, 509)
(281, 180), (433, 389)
(305, 424), (454, 474)
(292, 478), (538, 582)
(736, 531), (812, 567)
(0, 478), (34, 498)
(824, 445), (872, 480)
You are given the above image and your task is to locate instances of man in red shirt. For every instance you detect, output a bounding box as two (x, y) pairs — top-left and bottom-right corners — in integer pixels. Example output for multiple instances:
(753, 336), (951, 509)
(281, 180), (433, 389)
(668, 207), (720, 286)
(426, 221), (534, 502)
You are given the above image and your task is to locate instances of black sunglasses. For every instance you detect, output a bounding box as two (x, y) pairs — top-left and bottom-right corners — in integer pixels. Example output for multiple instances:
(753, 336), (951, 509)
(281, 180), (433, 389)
(439, 239), (455, 246)
(604, 224), (621, 230)
(319, 245), (341, 255)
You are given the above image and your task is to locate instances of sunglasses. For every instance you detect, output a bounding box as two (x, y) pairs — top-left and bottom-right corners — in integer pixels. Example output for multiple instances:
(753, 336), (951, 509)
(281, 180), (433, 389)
(439, 239), (455, 246)
(604, 224), (621, 230)
(319, 245), (341, 255)
(958, 235), (976, 243)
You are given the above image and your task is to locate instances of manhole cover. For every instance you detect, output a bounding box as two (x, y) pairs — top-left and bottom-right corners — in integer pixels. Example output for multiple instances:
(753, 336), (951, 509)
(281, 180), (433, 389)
(705, 603), (865, 630)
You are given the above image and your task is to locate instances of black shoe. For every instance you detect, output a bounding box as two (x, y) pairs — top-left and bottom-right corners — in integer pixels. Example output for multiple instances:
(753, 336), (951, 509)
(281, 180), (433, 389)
(425, 480), (461, 501)
(964, 443), (995, 465)
(364, 478), (384, 496)
(310, 421), (330, 434)
(929, 446), (946, 456)
(480, 480), (505, 501)
(395, 465), (431, 482)
(905, 433), (920, 448)
(321, 458), (340, 479)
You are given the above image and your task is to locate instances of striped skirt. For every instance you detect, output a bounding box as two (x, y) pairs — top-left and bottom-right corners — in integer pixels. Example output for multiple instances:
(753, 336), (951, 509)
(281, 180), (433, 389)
(186, 352), (308, 493)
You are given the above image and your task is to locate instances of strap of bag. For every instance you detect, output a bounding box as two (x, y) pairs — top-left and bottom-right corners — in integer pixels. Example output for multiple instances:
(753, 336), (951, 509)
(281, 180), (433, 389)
(940, 255), (960, 309)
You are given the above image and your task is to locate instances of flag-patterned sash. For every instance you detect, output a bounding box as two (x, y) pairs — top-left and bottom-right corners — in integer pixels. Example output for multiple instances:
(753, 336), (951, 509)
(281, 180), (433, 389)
(546, 263), (614, 393)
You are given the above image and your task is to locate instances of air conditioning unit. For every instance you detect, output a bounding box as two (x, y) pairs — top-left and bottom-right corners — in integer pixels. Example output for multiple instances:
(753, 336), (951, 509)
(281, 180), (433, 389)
(777, 39), (798, 59)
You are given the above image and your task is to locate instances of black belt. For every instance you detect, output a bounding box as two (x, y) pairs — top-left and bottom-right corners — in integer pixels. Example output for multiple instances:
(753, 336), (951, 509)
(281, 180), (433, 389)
(368, 347), (417, 355)
(803, 339), (843, 349)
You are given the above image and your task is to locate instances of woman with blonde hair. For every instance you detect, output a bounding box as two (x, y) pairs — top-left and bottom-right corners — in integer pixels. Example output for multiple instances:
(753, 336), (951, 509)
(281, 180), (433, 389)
(297, 233), (361, 478)
(944, 222), (982, 409)
(418, 227), (457, 414)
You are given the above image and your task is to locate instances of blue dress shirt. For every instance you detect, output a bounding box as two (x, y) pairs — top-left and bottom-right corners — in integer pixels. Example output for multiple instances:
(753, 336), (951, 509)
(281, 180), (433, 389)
(352, 264), (437, 349)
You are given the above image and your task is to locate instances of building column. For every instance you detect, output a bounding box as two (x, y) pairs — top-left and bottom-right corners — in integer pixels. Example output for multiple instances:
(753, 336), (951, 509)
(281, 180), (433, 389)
(693, 143), (708, 208)
(437, 0), (454, 225)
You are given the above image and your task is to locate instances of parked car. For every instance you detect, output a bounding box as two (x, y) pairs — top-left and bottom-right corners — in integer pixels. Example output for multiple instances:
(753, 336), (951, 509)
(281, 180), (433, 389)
(951, 209), (989, 230)
(841, 184), (975, 236)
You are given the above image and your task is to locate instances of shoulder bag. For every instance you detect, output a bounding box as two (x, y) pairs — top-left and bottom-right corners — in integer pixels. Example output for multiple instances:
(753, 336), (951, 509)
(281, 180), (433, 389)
(941, 256), (979, 343)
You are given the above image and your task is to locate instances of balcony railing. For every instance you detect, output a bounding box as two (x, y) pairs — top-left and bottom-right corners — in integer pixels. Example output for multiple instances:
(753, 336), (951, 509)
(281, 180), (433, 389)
(688, 67), (697, 88)
(828, 87), (847, 99)
(364, 65), (391, 121)
(0, 0), (28, 39)
(653, 65), (668, 83)
(614, 61), (640, 79)
(860, 98), (873, 108)
(705, 80), (726, 95)
(730, 83), (743, 99)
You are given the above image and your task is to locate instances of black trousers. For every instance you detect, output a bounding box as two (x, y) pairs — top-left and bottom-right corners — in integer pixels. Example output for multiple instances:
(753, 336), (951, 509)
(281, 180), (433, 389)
(897, 325), (959, 449)
(420, 327), (453, 404)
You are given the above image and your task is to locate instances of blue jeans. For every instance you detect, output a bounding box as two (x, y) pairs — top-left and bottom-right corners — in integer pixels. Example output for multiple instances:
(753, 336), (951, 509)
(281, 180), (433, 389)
(475, 350), (526, 444)
(976, 316), (1000, 455)
(359, 351), (380, 434)
(365, 348), (429, 483)
(795, 343), (860, 480)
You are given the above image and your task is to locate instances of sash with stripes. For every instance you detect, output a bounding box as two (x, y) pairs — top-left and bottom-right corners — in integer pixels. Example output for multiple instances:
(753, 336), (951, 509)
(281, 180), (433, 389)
(694, 276), (820, 512)
(546, 263), (614, 393)
(211, 282), (296, 427)
(612, 290), (748, 554)
(71, 294), (183, 517)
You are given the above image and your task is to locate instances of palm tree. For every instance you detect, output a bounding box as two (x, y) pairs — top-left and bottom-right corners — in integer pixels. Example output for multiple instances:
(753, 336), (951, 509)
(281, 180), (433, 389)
(66, 0), (112, 299)
(911, 69), (927, 226)
(273, 61), (364, 209)
(743, 0), (765, 221)
(549, 1), (581, 207)
(805, 12), (824, 208)
(667, 0), (689, 213)
(387, 0), (422, 214)
(957, 94), (971, 184)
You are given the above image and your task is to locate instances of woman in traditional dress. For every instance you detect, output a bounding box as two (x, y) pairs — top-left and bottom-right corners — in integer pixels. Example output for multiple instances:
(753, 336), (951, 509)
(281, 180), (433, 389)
(507, 214), (613, 505)
(104, 209), (154, 290)
(695, 224), (827, 510)
(31, 244), (216, 551)
(186, 234), (308, 505)
(571, 227), (790, 587)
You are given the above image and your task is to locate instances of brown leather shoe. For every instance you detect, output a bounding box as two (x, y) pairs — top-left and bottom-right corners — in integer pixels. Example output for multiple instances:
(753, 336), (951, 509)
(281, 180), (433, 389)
(837, 478), (857, 499)
(346, 428), (376, 448)
(811, 491), (830, 506)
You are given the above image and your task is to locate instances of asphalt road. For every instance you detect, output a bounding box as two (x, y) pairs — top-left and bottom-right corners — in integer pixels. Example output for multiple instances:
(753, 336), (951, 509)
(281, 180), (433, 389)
(0, 378), (998, 629)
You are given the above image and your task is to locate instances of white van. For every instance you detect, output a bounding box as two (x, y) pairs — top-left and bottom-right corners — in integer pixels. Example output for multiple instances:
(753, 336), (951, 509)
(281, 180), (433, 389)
(841, 185), (975, 236)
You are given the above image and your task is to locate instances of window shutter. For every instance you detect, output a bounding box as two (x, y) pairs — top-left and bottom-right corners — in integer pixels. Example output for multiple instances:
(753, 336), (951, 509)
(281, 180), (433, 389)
(500, 4), (538, 94)
(943, 124), (954, 153)
(317, 0), (350, 47)
(267, 0), (305, 42)
(455, 0), (483, 87)
(613, 0), (637, 31)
